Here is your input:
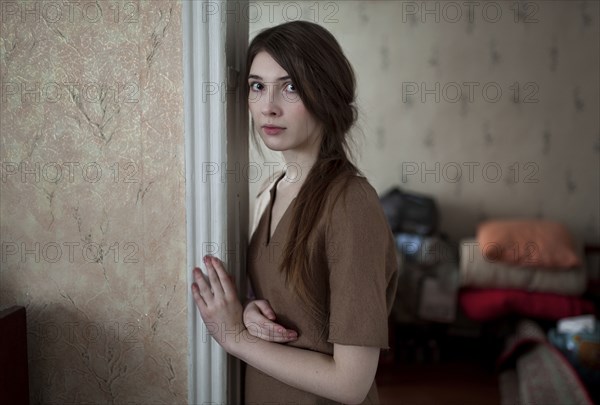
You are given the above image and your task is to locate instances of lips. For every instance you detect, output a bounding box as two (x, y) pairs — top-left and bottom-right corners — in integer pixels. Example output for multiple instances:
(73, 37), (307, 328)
(261, 125), (286, 136)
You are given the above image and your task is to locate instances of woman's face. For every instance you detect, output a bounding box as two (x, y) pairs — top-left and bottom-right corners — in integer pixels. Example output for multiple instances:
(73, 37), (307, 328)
(248, 51), (323, 158)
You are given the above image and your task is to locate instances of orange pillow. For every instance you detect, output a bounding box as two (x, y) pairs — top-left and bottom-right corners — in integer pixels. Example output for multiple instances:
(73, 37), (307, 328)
(476, 220), (582, 268)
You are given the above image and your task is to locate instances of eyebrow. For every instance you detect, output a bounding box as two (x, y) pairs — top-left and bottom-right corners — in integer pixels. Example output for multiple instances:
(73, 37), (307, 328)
(248, 74), (291, 81)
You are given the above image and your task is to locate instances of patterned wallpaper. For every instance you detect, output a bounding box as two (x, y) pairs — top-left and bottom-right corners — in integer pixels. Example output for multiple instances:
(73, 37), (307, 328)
(249, 0), (600, 245)
(0, 0), (187, 403)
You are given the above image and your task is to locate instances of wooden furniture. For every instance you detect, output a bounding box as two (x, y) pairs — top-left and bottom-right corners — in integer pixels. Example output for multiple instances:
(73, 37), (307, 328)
(0, 306), (30, 405)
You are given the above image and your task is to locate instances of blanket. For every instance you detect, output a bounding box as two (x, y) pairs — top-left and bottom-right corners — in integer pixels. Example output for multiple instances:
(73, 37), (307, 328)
(497, 319), (594, 405)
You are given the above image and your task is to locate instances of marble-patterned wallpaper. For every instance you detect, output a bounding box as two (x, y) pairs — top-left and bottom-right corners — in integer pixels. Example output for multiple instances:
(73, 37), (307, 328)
(249, 1), (600, 245)
(0, 0), (187, 403)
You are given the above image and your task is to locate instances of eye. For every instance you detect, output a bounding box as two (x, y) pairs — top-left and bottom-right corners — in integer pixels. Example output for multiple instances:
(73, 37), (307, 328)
(249, 81), (263, 92)
(285, 83), (297, 93)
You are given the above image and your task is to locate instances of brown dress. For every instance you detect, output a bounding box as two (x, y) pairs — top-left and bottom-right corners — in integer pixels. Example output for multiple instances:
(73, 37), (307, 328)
(245, 170), (399, 404)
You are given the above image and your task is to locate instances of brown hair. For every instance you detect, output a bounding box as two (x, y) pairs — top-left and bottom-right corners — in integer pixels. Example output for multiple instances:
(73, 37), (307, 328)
(246, 21), (363, 320)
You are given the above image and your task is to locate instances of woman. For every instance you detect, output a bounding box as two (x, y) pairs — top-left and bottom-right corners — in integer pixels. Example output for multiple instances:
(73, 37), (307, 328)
(192, 20), (399, 404)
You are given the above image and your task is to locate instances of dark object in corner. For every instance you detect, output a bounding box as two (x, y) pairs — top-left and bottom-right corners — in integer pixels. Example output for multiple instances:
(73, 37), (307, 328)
(0, 306), (30, 405)
(380, 187), (439, 236)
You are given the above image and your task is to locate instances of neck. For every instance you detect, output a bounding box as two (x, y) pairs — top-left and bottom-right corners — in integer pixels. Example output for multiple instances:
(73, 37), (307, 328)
(281, 133), (322, 183)
(282, 157), (315, 185)
(280, 150), (319, 187)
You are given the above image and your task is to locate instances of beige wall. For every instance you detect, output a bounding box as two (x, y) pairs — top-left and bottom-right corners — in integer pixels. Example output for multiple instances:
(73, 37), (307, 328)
(0, 0), (188, 403)
(249, 1), (600, 245)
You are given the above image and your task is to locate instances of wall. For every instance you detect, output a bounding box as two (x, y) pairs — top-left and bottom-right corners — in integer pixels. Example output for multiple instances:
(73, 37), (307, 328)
(248, 0), (600, 245)
(0, 0), (188, 403)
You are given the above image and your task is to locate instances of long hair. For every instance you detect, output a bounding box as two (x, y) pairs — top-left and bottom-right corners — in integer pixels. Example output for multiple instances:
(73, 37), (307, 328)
(246, 21), (363, 320)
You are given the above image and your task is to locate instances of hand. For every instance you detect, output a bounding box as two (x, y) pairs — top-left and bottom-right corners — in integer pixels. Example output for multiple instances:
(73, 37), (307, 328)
(244, 300), (298, 343)
(191, 255), (244, 352)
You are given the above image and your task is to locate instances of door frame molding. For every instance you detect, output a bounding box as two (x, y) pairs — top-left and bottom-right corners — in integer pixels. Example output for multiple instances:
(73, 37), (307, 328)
(183, 1), (248, 403)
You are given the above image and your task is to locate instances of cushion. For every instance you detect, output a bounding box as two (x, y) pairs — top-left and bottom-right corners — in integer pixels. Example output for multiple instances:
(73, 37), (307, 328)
(476, 220), (582, 268)
(459, 238), (587, 295)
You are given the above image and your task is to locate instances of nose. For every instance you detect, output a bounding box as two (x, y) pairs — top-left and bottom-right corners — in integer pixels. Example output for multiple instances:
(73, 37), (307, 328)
(260, 84), (282, 117)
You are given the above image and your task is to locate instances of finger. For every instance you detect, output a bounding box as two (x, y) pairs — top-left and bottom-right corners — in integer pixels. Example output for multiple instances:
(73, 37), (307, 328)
(259, 324), (298, 342)
(259, 321), (298, 342)
(244, 314), (298, 342)
(204, 256), (224, 298)
(253, 300), (276, 320)
(191, 282), (207, 311)
(193, 267), (213, 300)
(211, 256), (236, 298)
(269, 332), (299, 342)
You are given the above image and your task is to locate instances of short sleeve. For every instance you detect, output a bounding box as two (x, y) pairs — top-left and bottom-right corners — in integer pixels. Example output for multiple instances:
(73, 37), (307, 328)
(325, 177), (398, 348)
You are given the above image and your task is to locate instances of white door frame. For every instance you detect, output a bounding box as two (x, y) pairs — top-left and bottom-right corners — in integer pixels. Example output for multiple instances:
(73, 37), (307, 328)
(183, 1), (248, 403)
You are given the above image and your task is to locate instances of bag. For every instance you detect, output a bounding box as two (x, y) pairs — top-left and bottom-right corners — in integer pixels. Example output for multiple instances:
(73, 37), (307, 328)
(380, 187), (439, 236)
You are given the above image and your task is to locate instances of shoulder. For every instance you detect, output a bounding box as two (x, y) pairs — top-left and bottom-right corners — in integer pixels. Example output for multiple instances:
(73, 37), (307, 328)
(346, 175), (378, 199)
(328, 174), (381, 211)
(323, 174), (388, 233)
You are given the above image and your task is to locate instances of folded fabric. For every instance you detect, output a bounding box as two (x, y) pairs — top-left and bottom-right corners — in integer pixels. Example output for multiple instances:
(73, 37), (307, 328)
(497, 319), (594, 405)
(476, 219), (582, 268)
(459, 288), (596, 322)
(459, 239), (587, 295)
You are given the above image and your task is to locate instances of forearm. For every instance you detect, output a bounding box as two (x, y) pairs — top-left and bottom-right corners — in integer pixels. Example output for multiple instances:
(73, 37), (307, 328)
(229, 329), (364, 404)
